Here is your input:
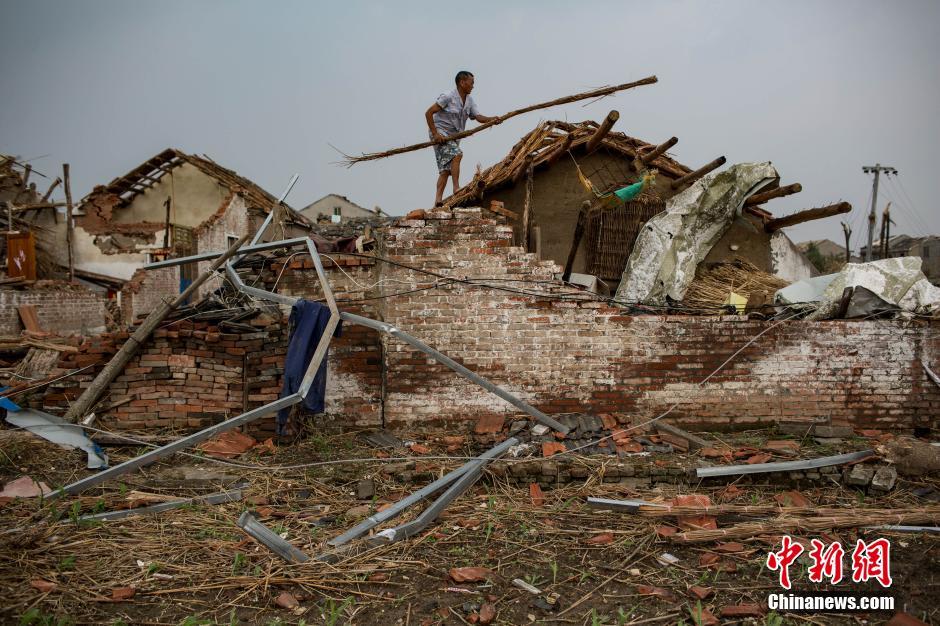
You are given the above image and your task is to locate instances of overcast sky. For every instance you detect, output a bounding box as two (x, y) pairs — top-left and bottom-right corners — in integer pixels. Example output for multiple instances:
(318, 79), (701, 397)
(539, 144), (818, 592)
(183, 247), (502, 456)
(2, 0), (937, 250)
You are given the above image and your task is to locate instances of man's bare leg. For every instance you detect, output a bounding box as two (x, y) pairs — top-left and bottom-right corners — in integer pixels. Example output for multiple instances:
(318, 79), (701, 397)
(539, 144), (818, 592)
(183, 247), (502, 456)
(434, 170), (449, 206)
(450, 153), (462, 194)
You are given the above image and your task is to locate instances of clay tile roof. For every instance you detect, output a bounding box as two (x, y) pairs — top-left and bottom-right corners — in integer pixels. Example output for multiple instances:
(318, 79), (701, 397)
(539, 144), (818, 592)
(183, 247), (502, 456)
(445, 120), (692, 208)
(79, 148), (286, 213)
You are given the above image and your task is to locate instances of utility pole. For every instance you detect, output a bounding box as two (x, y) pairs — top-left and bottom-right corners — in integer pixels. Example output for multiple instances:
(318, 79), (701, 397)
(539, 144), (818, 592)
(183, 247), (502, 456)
(880, 202), (893, 259)
(862, 163), (897, 261)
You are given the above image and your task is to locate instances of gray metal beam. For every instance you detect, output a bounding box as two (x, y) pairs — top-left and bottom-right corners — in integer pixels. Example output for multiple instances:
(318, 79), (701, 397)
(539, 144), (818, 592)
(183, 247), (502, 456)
(368, 436), (518, 544)
(143, 237), (310, 270)
(326, 437), (519, 547)
(78, 489), (244, 522)
(696, 449), (875, 478)
(340, 312), (569, 434)
(586, 497), (668, 513)
(51, 394), (301, 498)
(369, 437), (519, 545)
(238, 510), (310, 563)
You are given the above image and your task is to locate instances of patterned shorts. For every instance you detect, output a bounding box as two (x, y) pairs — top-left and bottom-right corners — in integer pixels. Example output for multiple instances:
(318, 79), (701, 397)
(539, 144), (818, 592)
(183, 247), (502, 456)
(431, 132), (462, 172)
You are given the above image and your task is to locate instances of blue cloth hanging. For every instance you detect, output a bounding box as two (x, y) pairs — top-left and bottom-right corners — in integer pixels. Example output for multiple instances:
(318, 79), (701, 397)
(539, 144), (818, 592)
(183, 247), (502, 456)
(277, 300), (342, 434)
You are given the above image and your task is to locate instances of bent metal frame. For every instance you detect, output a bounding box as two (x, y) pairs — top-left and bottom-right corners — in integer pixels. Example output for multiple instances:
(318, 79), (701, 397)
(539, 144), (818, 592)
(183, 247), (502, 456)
(54, 176), (569, 550)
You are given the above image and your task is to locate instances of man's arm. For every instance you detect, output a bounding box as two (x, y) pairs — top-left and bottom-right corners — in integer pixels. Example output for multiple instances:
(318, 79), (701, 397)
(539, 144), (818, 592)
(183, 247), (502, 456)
(473, 114), (501, 124)
(425, 103), (445, 142)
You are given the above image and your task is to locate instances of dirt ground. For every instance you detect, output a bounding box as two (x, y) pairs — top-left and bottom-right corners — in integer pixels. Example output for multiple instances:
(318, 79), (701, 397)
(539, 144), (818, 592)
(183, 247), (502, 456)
(0, 428), (937, 626)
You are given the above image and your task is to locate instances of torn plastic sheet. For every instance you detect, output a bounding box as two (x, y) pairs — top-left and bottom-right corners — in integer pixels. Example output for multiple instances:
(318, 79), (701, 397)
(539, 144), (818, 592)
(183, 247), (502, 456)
(6, 408), (108, 469)
(615, 162), (778, 305)
(775, 257), (940, 320)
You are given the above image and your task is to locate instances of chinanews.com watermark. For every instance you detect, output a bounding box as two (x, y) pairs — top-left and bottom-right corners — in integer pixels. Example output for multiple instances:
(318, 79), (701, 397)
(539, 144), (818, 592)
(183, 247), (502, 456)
(764, 535), (896, 613)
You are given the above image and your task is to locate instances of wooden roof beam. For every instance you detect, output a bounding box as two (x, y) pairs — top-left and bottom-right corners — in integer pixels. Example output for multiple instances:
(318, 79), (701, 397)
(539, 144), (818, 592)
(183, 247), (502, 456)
(744, 182), (802, 207)
(765, 201), (851, 233)
(671, 156), (726, 190)
(640, 136), (678, 165)
(585, 111), (619, 154)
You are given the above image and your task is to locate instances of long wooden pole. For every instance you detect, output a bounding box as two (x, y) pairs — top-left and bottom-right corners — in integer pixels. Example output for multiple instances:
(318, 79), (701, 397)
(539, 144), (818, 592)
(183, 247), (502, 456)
(342, 76), (657, 165)
(521, 164), (533, 250)
(62, 164), (74, 283)
(764, 202), (851, 233)
(562, 201), (590, 282)
(63, 233), (250, 423)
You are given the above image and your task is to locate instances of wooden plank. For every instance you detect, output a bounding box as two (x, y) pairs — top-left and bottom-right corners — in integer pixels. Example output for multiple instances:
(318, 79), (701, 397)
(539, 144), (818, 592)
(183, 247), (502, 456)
(488, 202), (518, 221)
(17, 305), (42, 333)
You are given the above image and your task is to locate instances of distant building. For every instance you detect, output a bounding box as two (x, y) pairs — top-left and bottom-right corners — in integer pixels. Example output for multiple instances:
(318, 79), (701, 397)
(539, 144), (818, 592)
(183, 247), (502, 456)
(797, 238), (854, 273)
(857, 234), (940, 285)
(299, 194), (385, 222)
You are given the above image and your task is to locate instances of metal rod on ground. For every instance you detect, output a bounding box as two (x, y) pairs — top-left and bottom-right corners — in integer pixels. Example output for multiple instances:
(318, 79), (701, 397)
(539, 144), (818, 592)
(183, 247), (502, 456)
(586, 497), (667, 513)
(368, 437), (518, 544)
(743, 182), (802, 208)
(639, 136), (678, 165)
(78, 489), (244, 522)
(763, 201), (851, 233)
(327, 437), (521, 547)
(585, 111), (619, 154)
(671, 156), (726, 190)
(340, 312), (569, 434)
(63, 164), (74, 282)
(238, 511), (310, 563)
(696, 449), (874, 478)
(52, 394), (300, 498)
(62, 234), (250, 423)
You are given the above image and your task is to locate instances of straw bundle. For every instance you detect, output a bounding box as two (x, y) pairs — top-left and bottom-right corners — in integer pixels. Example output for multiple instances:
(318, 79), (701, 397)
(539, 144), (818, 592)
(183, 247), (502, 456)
(683, 258), (789, 309)
(676, 506), (940, 542)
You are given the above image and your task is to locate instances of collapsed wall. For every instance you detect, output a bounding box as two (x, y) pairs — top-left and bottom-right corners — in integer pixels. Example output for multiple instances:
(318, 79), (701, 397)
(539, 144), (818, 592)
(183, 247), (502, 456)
(0, 283), (109, 335)
(31, 208), (940, 434)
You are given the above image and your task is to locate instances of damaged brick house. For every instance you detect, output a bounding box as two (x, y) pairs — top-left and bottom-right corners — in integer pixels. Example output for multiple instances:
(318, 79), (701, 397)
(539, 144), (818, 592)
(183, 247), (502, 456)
(73, 149), (312, 321)
(37, 208), (940, 439)
(445, 120), (817, 289)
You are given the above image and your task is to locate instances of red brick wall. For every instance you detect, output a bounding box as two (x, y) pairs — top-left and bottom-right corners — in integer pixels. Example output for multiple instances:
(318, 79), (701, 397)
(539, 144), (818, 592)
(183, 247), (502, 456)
(35, 209), (940, 436)
(375, 208), (940, 432)
(0, 284), (109, 335)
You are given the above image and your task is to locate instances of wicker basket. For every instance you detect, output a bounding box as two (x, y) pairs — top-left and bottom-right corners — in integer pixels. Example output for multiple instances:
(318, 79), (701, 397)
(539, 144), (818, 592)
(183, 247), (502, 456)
(584, 194), (665, 280)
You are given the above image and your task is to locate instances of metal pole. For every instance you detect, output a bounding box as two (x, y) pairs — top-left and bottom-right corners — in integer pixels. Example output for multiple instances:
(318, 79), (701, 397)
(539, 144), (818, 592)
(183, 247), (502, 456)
(327, 437), (520, 547)
(52, 395), (301, 498)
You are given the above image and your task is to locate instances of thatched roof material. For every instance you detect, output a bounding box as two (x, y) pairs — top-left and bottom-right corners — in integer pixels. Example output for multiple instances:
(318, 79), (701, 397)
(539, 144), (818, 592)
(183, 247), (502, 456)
(446, 120), (692, 208)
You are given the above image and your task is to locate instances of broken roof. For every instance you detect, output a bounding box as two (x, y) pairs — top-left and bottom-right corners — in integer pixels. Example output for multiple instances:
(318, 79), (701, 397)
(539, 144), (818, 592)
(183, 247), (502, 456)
(80, 148), (284, 212)
(445, 120), (693, 208)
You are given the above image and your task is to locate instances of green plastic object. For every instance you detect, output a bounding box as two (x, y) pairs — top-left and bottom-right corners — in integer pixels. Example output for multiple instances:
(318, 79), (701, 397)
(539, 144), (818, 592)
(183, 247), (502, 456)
(613, 180), (645, 202)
